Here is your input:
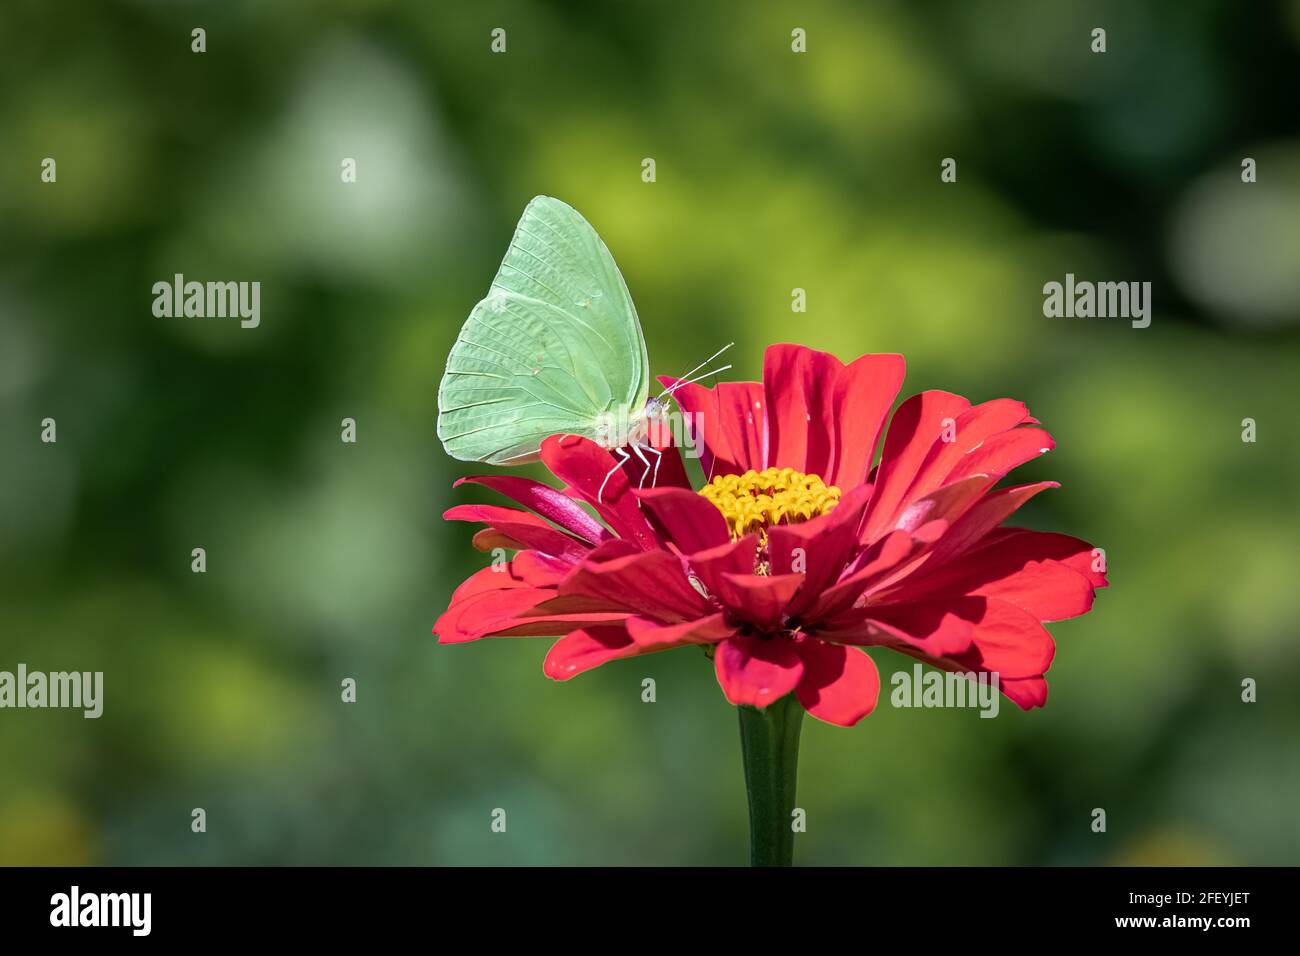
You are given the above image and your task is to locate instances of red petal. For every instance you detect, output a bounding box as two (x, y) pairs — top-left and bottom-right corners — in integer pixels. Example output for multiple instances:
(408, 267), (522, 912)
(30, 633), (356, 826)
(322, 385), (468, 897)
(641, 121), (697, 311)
(858, 602), (977, 657)
(861, 390), (972, 542)
(471, 528), (529, 552)
(766, 484), (872, 618)
(688, 533), (761, 595)
(818, 475), (1008, 624)
(542, 612), (734, 680)
(826, 352), (907, 490)
(794, 640), (880, 727)
(821, 599), (1055, 701)
(635, 486), (732, 554)
(716, 572), (804, 631)
(890, 529), (1102, 621)
(447, 561), (543, 608)
(662, 377), (767, 477)
(911, 481), (1059, 573)
(959, 598), (1056, 678)
(540, 434), (662, 551)
(543, 626), (637, 680)
(902, 399), (1031, 501)
(891, 473), (998, 539)
(980, 528), (1109, 589)
(863, 597), (1054, 679)
(944, 427), (1055, 486)
(713, 382), (769, 473)
(512, 551), (574, 586)
(626, 612), (734, 649)
(1000, 676), (1049, 710)
(541, 549), (710, 623)
(434, 587), (556, 644)
(762, 344), (845, 479)
(436, 554), (580, 642)
(808, 529), (918, 623)
(713, 634), (804, 708)
(672, 346), (904, 489)
(583, 538), (644, 563)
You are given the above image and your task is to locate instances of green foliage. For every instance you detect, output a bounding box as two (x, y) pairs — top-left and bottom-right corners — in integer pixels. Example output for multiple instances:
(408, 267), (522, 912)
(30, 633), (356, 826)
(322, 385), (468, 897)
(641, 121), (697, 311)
(2, 0), (1297, 865)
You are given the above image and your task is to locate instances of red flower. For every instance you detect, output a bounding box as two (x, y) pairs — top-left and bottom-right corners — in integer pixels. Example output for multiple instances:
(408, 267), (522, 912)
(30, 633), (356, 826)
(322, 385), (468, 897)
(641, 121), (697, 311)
(435, 344), (1106, 727)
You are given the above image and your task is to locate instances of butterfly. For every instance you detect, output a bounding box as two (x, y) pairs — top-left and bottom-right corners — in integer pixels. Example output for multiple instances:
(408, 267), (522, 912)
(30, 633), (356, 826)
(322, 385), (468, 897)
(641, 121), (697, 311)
(437, 196), (731, 500)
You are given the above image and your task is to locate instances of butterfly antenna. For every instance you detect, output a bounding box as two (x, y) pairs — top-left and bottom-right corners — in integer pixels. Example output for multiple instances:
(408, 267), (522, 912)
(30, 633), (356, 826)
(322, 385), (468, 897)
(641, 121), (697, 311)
(664, 363), (732, 396)
(656, 342), (735, 400)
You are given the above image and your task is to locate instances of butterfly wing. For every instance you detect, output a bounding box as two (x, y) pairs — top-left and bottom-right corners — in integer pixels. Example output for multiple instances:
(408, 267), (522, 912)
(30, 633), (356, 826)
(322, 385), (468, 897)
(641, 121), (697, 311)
(437, 196), (650, 464)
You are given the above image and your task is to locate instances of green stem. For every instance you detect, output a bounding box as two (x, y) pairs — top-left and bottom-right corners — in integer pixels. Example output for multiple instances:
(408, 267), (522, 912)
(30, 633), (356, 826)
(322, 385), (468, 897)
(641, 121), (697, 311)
(737, 693), (804, 867)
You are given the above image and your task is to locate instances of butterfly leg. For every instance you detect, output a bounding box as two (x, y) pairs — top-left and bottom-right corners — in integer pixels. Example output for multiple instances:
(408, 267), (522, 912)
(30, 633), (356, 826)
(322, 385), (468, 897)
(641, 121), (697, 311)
(644, 443), (664, 489)
(629, 439), (655, 486)
(597, 447), (632, 504)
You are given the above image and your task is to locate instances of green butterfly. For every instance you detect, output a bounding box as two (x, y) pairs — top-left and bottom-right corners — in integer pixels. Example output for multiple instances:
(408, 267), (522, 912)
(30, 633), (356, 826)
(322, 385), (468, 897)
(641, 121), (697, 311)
(437, 196), (730, 498)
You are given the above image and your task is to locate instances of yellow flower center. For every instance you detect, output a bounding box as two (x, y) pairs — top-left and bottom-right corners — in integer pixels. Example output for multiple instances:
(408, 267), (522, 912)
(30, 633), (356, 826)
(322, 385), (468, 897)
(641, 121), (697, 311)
(699, 467), (842, 541)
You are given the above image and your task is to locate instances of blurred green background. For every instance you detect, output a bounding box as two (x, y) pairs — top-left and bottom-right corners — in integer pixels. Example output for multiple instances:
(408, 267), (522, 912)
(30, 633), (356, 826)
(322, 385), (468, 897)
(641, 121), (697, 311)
(2, 0), (1298, 866)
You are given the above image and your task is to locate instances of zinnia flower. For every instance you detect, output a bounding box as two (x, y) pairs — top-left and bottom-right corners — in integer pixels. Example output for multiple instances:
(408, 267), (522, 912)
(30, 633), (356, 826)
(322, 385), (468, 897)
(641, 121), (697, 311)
(434, 343), (1106, 728)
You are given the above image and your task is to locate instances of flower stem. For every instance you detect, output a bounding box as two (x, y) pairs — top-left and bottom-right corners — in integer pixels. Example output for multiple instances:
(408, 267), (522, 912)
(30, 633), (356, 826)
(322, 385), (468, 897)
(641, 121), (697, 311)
(737, 693), (804, 867)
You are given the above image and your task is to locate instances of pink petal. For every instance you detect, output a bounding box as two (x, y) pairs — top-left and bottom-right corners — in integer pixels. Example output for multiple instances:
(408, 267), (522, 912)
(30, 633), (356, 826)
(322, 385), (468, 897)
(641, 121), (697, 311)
(444, 504), (590, 562)
(454, 475), (612, 545)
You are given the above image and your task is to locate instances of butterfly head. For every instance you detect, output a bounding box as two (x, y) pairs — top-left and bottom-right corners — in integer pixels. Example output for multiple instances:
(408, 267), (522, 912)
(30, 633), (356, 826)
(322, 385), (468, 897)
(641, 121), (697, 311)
(643, 395), (669, 424)
(620, 397), (667, 449)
